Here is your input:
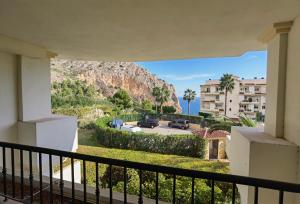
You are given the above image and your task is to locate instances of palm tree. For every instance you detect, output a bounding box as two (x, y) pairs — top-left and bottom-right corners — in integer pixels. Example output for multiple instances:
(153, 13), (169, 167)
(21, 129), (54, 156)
(152, 87), (161, 114)
(209, 114), (257, 133)
(152, 86), (170, 114)
(183, 89), (196, 115)
(219, 74), (235, 116)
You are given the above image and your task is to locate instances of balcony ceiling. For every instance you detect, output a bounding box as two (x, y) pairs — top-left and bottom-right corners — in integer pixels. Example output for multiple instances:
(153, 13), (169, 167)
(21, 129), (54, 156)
(0, 0), (299, 61)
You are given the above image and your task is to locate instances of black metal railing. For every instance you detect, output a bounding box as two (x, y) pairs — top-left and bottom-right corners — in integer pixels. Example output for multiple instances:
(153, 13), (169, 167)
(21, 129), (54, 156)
(0, 141), (299, 203)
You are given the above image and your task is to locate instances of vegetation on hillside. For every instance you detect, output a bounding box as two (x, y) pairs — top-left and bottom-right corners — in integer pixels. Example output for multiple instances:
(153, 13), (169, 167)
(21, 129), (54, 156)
(51, 79), (99, 108)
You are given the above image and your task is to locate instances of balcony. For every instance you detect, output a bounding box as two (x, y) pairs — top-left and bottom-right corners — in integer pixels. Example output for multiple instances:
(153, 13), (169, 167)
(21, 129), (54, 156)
(215, 100), (223, 104)
(0, 141), (299, 204)
(201, 108), (220, 113)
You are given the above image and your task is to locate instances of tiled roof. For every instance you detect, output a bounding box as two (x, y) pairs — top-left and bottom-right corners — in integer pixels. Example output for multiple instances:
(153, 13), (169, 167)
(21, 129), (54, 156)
(193, 128), (229, 139)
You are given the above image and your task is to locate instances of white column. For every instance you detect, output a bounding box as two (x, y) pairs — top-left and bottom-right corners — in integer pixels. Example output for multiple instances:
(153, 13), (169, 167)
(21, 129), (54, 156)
(264, 21), (293, 138)
(17, 55), (51, 121)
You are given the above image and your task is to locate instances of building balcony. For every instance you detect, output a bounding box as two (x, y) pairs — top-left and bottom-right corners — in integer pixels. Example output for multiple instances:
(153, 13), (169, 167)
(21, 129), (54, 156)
(0, 141), (299, 204)
(201, 108), (220, 113)
(215, 100), (223, 104)
(202, 92), (220, 95)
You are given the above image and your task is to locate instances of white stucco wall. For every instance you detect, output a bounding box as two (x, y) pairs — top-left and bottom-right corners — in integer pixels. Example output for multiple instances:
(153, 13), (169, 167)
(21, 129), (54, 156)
(228, 127), (298, 204)
(0, 52), (18, 143)
(284, 16), (300, 202)
(18, 56), (51, 121)
(17, 116), (78, 174)
(53, 161), (81, 183)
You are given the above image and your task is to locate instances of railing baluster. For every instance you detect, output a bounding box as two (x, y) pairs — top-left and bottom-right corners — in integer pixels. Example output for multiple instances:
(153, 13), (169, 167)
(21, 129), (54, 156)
(49, 154), (53, 204)
(95, 162), (100, 204)
(109, 164), (113, 204)
(139, 170), (143, 204)
(232, 183), (236, 204)
(2, 147), (7, 201)
(254, 186), (259, 204)
(20, 150), (24, 199)
(211, 179), (215, 204)
(29, 151), (33, 203)
(191, 177), (195, 204)
(279, 190), (284, 204)
(60, 156), (64, 204)
(71, 158), (75, 203)
(39, 153), (43, 204)
(124, 166), (127, 204)
(173, 174), (176, 204)
(155, 172), (159, 204)
(11, 148), (15, 197)
(83, 160), (87, 203)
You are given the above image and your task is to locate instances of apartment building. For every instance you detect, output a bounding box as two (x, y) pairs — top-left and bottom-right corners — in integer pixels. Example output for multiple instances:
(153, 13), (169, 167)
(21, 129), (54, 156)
(200, 76), (266, 119)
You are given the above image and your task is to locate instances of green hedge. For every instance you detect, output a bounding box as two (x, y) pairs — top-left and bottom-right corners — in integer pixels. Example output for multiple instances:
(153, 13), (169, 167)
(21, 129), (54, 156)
(95, 117), (206, 158)
(161, 114), (204, 124)
(117, 114), (143, 122)
(199, 112), (213, 118)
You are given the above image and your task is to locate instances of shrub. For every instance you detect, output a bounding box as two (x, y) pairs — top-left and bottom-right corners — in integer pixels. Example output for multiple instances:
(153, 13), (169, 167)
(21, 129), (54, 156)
(51, 80), (99, 108)
(199, 112), (213, 118)
(118, 114), (143, 122)
(162, 114), (204, 124)
(100, 166), (229, 203)
(95, 117), (206, 158)
(162, 106), (177, 114)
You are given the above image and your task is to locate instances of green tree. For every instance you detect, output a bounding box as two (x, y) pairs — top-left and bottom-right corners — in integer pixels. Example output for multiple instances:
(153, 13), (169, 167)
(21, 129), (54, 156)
(209, 114), (256, 133)
(183, 89), (196, 115)
(152, 87), (170, 114)
(152, 87), (161, 114)
(141, 99), (153, 111)
(219, 74), (235, 116)
(51, 79), (98, 108)
(162, 106), (176, 114)
(109, 89), (132, 111)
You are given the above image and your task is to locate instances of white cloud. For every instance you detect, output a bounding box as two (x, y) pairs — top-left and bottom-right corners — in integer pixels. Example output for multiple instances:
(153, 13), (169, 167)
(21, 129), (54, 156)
(160, 73), (214, 81)
(245, 54), (259, 60)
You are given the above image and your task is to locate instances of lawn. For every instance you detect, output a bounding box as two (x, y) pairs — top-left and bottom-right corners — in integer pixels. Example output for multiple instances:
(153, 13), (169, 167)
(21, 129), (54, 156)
(77, 145), (229, 173)
(77, 128), (228, 173)
(75, 128), (233, 203)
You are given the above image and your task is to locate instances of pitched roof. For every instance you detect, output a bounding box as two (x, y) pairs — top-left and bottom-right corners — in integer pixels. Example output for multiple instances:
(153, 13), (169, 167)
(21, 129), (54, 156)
(193, 128), (229, 139)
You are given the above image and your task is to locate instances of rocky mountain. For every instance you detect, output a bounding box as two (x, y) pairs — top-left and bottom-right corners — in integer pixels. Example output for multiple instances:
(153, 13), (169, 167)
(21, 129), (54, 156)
(51, 59), (181, 111)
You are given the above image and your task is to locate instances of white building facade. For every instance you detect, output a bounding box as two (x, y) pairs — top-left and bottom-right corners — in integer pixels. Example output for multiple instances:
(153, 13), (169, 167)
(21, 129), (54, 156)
(200, 77), (266, 119)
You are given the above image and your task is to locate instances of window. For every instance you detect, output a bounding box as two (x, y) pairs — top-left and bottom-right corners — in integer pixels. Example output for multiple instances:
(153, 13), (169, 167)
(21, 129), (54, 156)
(262, 106), (265, 109)
(255, 87), (260, 92)
(229, 99), (232, 103)
(229, 108), (232, 111)
(216, 95), (220, 100)
(207, 88), (210, 93)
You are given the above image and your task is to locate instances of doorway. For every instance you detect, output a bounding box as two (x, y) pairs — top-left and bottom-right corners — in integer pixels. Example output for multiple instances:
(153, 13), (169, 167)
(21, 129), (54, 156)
(209, 139), (219, 159)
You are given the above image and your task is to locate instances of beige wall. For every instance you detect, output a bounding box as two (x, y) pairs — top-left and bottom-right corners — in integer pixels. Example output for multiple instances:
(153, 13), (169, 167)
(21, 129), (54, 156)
(228, 127), (298, 204)
(284, 16), (300, 193)
(265, 33), (287, 138)
(0, 52), (18, 143)
(18, 56), (51, 121)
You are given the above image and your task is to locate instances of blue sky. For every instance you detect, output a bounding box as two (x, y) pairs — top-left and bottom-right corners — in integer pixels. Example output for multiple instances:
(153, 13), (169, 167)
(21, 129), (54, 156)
(136, 51), (267, 96)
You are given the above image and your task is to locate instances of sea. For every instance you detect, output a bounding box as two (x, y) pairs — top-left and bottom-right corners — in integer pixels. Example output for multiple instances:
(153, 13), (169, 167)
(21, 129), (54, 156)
(178, 97), (201, 116)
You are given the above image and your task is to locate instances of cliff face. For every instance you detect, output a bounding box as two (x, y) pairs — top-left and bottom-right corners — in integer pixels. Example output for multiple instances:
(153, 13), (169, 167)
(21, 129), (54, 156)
(51, 59), (181, 111)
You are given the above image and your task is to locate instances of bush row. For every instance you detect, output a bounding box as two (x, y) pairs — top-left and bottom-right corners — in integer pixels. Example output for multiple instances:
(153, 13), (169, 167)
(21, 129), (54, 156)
(161, 114), (204, 124)
(95, 117), (206, 158)
(99, 166), (236, 203)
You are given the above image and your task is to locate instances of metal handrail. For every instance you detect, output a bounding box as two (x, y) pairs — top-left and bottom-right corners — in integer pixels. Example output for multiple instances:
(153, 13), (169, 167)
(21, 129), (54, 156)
(0, 141), (299, 204)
